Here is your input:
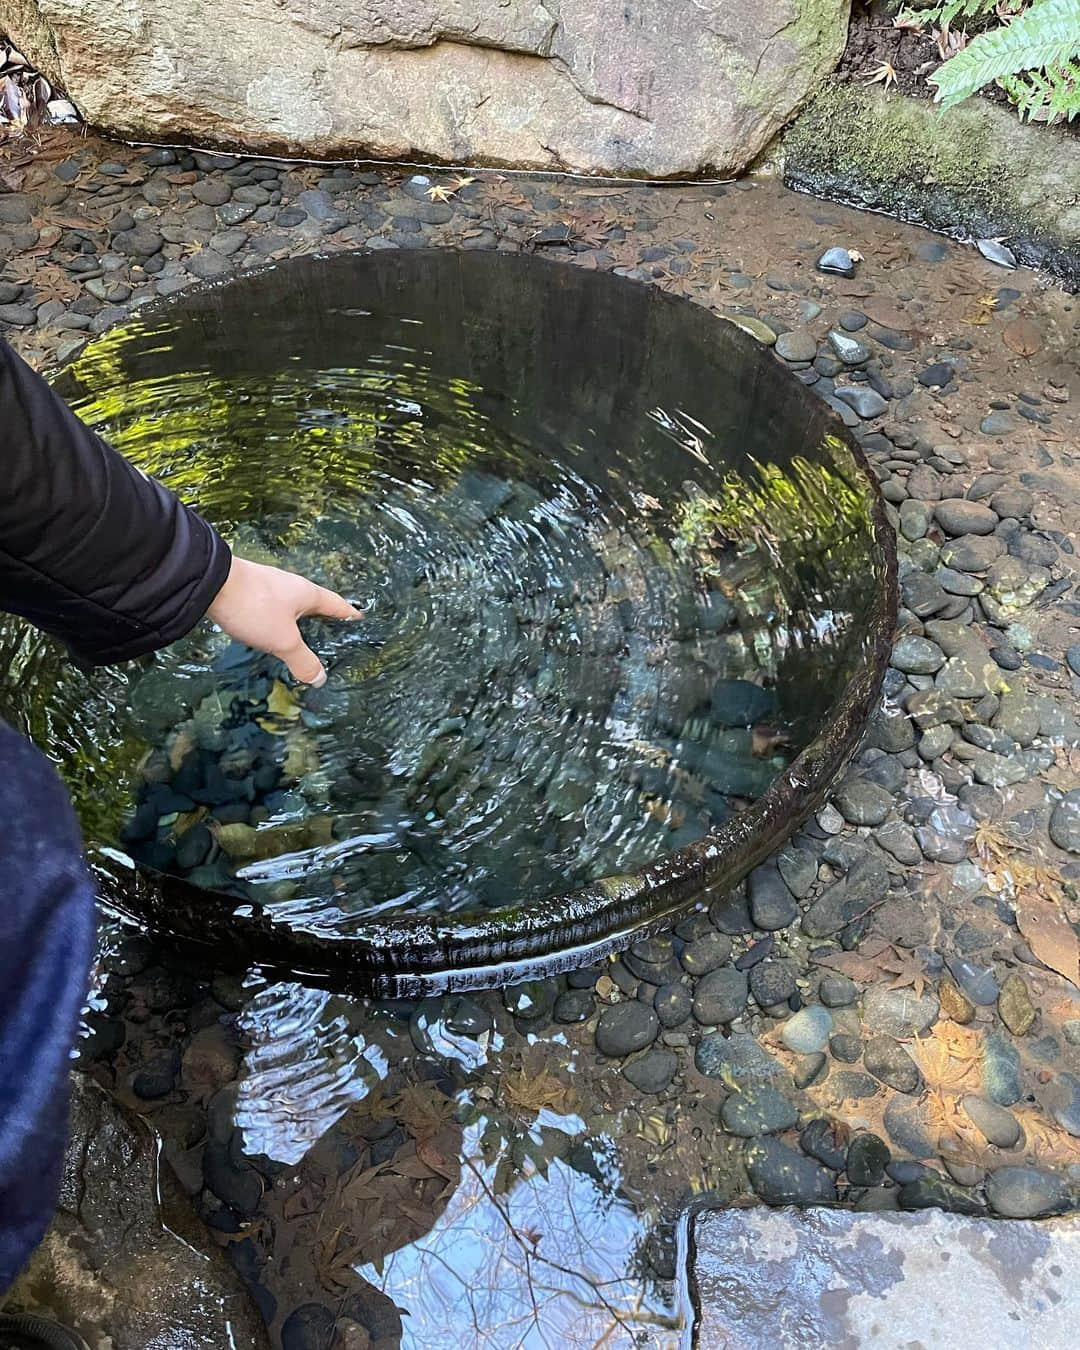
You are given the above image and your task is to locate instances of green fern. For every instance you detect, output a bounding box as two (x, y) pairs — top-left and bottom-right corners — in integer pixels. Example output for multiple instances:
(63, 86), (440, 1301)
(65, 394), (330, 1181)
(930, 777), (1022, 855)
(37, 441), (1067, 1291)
(929, 0), (1080, 113)
(999, 56), (1080, 116)
(896, 1), (1001, 27)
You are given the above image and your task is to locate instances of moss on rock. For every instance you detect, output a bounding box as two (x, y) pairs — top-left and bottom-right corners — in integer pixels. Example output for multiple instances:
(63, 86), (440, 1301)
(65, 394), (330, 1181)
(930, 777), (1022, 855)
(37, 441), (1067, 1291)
(784, 81), (1080, 286)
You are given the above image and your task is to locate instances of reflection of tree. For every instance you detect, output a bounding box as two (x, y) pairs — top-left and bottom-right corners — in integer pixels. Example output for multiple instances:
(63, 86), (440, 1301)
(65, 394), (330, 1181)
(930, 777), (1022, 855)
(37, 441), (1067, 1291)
(357, 1115), (679, 1348)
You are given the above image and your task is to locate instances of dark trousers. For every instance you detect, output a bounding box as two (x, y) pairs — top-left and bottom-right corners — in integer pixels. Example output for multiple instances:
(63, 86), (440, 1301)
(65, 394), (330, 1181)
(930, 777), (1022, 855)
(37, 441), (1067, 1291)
(0, 722), (96, 1293)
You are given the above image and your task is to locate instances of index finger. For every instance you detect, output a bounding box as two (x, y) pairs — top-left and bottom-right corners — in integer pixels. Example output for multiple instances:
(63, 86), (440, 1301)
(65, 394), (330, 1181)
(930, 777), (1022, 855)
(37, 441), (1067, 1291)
(302, 583), (363, 621)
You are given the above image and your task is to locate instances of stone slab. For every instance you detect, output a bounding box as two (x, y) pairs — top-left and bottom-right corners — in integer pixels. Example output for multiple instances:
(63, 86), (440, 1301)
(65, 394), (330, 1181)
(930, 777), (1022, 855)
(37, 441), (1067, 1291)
(689, 1205), (1079, 1348)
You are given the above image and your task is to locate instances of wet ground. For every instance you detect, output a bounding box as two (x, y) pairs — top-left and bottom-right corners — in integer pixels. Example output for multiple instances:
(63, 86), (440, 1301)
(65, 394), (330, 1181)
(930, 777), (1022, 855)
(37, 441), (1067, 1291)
(1, 128), (1079, 1348)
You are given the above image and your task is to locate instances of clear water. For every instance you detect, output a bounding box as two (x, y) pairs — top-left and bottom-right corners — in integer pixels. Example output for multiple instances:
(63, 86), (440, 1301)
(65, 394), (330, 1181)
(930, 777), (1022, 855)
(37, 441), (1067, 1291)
(0, 251), (877, 941)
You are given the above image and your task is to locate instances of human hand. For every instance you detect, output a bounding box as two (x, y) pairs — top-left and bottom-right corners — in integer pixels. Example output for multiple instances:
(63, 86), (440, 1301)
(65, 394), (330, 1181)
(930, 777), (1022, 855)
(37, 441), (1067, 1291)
(206, 556), (361, 686)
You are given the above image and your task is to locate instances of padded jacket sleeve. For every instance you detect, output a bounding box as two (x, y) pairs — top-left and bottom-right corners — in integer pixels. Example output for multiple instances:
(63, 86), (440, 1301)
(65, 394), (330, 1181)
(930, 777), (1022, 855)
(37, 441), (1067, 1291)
(0, 336), (231, 666)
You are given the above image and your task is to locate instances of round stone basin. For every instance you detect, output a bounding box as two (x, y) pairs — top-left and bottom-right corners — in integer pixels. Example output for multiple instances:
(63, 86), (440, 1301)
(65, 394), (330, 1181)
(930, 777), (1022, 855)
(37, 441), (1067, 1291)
(0, 251), (895, 994)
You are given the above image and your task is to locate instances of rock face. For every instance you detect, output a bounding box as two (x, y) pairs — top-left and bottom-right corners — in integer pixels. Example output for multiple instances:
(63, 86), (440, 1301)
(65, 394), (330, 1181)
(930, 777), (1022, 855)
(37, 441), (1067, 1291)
(5, 1074), (269, 1349)
(2, 0), (850, 176)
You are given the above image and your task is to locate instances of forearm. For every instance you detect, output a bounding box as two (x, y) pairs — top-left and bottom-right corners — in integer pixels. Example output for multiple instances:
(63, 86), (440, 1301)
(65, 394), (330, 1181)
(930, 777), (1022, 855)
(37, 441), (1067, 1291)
(0, 337), (231, 665)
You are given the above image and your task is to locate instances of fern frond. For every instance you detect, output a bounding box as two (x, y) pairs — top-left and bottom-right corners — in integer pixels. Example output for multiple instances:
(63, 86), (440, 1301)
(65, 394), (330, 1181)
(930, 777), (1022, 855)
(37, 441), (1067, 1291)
(1002, 55), (1080, 116)
(897, 1), (999, 26)
(930, 0), (1080, 107)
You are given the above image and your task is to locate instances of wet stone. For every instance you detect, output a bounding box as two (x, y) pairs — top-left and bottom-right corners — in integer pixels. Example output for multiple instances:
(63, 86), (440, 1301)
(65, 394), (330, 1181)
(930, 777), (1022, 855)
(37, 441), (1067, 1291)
(679, 931), (732, 976)
(692, 967), (748, 1025)
(781, 1005), (832, 1054)
(980, 411), (1015, 436)
(832, 778), (894, 827)
(745, 1137), (838, 1205)
(793, 1053), (828, 1089)
(945, 956), (999, 1007)
(817, 246), (856, 277)
(847, 1132), (889, 1186)
(749, 960), (796, 1007)
(938, 979), (975, 1024)
(819, 973), (857, 1008)
(503, 979), (557, 1021)
(131, 1046), (181, 1099)
(623, 1047), (678, 1094)
(875, 821), (922, 865)
(898, 501), (931, 543)
(935, 499), (998, 537)
(553, 988), (594, 1023)
(998, 972), (1036, 1036)
(982, 1032), (1022, 1106)
(862, 985), (939, 1038)
(1051, 1072), (1080, 1138)
(695, 1031), (782, 1085)
(774, 330), (817, 363)
(709, 891), (755, 934)
(986, 1167), (1069, 1219)
(892, 635), (946, 675)
(721, 1084), (798, 1136)
(961, 1095), (1021, 1149)
(710, 678), (775, 727)
(595, 1000), (659, 1057)
(918, 362), (953, 389)
(900, 1175), (985, 1216)
(748, 864), (798, 931)
(827, 330), (870, 365)
(735, 936), (774, 972)
(777, 845), (817, 899)
(654, 982), (693, 1028)
(830, 1033), (863, 1062)
(834, 386), (888, 419)
(1049, 789), (1080, 853)
(803, 855), (888, 938)
(865, 1038), (922, 1095)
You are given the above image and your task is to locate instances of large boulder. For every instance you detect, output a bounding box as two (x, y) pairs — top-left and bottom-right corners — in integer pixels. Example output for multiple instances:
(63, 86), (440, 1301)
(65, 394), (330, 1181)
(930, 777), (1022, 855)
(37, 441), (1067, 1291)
(3, 0), (849, 176)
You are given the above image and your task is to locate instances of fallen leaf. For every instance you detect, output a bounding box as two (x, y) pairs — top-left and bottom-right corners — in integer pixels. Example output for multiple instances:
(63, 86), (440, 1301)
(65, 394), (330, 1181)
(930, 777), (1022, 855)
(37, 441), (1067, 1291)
(811, 936), (892, 983)
(862, 300), (918, 331)
(863, 61), (898, 91)
(1016, 892), (1079, 987)
(878, 944), (931, 1000)
(1002, 317), (1043, 357)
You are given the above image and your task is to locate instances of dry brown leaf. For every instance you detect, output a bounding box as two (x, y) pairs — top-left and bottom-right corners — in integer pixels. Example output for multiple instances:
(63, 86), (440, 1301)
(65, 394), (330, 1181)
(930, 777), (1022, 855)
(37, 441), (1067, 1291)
(502, 1063), (578, 1117)
(1016, 892), (1079, 987)
(878, 945), (931, 1000)
(1003, 317), (1043, 357)
(811, 936), (892, 983)
(393, 1082), (458, 1143)
(862, 300), (918, 331)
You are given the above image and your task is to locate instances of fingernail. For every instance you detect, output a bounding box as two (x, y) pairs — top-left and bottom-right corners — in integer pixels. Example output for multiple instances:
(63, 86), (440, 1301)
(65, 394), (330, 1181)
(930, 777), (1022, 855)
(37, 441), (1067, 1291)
(310, 669), (327, 688)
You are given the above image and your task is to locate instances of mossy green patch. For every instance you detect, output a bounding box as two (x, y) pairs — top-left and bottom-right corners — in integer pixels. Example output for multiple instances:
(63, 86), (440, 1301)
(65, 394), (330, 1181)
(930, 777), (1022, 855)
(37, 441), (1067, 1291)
(783, 80), (1080, 287)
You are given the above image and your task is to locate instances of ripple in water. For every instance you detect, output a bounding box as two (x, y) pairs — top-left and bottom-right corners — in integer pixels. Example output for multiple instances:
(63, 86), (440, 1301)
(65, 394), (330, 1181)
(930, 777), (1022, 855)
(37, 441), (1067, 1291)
(0, 252), (878, 939)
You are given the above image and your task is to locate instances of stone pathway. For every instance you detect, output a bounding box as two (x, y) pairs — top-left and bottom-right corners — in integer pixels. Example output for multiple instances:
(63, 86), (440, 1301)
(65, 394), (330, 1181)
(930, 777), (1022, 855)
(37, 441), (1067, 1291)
(1, 128), (1078, 1346)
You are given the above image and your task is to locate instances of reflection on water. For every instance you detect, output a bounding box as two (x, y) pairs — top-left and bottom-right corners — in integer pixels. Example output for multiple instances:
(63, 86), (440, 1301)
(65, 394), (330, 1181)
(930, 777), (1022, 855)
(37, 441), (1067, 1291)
(0, 251), (879, 951)
(361, 1117), (678, 1347)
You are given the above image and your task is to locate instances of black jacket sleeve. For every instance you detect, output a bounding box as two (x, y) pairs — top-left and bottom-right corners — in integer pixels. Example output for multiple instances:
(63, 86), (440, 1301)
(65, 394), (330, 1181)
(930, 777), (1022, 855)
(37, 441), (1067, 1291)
(0, 336), (231, 666)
